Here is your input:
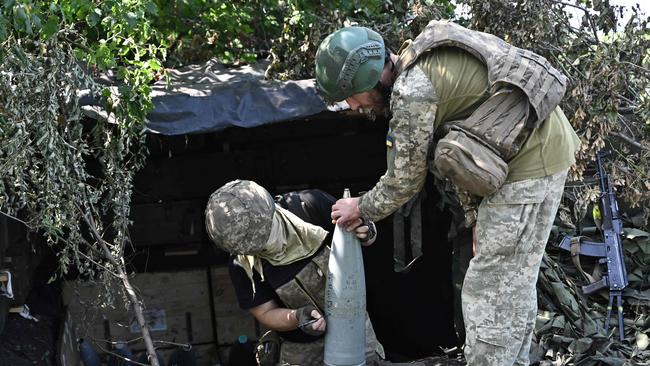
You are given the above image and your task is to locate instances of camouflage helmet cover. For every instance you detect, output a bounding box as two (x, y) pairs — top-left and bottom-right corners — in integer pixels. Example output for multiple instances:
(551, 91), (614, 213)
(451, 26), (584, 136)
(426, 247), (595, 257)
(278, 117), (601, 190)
(205, 180), (275, 255)
(315, 26), (386, 102)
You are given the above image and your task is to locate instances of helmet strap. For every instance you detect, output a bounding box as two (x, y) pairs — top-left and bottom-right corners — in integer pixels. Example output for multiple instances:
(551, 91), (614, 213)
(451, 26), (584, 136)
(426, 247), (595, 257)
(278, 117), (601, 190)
(373, 49), (395, 107)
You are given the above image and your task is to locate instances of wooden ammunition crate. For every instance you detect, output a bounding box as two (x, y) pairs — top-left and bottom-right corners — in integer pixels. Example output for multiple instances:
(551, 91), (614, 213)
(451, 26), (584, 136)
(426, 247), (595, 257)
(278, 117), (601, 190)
(59, 267), (258, 366)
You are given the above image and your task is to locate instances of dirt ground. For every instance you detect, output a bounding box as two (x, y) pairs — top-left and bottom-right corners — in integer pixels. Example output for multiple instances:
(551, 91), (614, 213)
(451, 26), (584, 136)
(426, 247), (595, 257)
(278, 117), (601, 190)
(0, 272), (62, 366)
(0, 313), (59, 366)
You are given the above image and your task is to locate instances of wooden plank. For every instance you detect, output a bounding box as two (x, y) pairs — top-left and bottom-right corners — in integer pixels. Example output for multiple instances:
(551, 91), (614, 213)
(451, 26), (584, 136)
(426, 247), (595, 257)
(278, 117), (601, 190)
(210, 266), (258, 344)
(269, 133), (386, 187)
(133, 151), (267, 203)
(63, 270), (214, 346)
(132, 116), (390, 205)
(9, 306), (24, 313)
(57, 308), (80, 366)
(120, 344), (218, 366)
(63, 267), (259, 364)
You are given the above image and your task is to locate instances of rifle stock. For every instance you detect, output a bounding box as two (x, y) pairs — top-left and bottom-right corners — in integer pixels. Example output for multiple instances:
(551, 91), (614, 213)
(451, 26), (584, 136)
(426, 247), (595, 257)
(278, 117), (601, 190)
(582, 277), (607, 294)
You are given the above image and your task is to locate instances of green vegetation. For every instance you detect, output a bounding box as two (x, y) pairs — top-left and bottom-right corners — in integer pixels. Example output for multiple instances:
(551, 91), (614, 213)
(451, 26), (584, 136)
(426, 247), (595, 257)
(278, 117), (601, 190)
(0, 0), (648, 362)
(0, 0), (454, 281)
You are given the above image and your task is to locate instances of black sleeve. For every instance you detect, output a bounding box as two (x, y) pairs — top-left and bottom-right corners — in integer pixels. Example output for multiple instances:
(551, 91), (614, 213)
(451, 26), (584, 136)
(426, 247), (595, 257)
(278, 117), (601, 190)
(275, 189), (335, 230)
(228, 258), (275, 310)
(296, 189), (337, 231)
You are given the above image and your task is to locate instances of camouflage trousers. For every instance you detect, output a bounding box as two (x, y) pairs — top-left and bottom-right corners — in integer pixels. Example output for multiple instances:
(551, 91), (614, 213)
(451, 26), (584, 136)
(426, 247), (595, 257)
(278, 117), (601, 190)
(278, 315), (384, 366)
(462, 169), (568, 366)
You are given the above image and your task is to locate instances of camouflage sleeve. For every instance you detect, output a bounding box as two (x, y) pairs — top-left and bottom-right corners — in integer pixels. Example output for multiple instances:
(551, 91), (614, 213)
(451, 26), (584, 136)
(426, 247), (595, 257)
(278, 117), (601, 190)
(358, 66), (437, 221)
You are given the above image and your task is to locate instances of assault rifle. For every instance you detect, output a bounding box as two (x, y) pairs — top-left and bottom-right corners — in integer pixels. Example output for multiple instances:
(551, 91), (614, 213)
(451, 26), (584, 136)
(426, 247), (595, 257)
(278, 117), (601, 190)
(558, 151), (628, 341)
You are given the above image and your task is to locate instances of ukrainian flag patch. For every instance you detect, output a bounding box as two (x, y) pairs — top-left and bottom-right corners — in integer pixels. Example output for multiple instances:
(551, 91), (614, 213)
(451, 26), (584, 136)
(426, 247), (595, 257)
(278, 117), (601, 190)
(386, 130), (394, 148)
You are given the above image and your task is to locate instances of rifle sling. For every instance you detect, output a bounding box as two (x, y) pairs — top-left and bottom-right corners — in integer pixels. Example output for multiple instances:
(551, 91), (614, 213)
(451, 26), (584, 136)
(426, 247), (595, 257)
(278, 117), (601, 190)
(570, 236), (598, 284)
(559, 235), (607, 257)
(393, 190), (424, 273)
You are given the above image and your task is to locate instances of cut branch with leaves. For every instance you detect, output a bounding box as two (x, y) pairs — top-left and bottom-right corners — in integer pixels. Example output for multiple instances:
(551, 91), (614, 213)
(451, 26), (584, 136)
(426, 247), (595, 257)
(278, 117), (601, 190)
(0, 23), (155, 365)
(81, 210), (159, 366)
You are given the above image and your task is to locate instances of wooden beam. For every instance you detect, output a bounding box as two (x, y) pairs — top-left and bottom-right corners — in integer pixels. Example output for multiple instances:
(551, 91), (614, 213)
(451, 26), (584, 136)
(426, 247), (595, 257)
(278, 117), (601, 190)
(9, 306), (24, 313)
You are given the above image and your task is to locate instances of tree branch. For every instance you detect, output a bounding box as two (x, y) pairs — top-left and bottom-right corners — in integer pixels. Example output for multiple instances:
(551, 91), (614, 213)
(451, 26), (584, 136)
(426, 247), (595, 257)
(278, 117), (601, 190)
(548, 0), (600, 42)
(94, 341), (150, 366)
(619, 61), (650, 75)
(81, 211), (160, 366)
(74, 249), (120, 278)
(610, 131), (645, 150)
(0, 210), (30, 227)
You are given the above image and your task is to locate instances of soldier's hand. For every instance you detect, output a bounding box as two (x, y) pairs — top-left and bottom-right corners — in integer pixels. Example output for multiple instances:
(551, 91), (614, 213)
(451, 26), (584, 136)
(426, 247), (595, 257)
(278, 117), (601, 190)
(331, 197), (361, 226)
(296, 305), (326, 336)
(346, 218), (377, 246)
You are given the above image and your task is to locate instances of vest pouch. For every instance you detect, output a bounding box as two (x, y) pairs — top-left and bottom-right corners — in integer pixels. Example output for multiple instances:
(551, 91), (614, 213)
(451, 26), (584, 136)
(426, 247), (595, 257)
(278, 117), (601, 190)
(434, 127), (508, 197)
(274, 247), (329, 312)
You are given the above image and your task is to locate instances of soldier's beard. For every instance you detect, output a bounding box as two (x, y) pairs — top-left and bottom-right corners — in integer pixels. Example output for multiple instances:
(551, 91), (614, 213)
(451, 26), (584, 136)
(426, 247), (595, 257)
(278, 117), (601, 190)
(359, 82), (392, 121)
(358, 105), (389, 121)
(350, 83), (392, 121)
(357, 94), (391, 121)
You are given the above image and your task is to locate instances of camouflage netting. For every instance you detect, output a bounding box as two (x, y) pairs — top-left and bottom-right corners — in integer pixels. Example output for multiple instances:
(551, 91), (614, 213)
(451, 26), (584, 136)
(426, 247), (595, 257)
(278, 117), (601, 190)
(534, 226), (650, 365)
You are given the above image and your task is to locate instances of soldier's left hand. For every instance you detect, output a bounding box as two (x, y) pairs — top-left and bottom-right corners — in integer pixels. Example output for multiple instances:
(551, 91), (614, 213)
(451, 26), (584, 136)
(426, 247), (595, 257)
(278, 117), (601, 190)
(346, 218), (377, 246)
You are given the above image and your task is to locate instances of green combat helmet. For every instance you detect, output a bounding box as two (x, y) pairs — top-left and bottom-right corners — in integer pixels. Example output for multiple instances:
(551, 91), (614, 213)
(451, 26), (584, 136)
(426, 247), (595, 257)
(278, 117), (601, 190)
(315, 26), (385, 102)
(205, 180), (275, 255)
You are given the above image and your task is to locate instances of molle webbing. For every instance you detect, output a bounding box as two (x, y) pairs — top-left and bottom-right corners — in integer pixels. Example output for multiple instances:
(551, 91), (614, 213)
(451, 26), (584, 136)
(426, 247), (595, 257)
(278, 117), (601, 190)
(457, 87), (530, 159)
(274, 247), (329, 313)
(395, 20), (567, 126)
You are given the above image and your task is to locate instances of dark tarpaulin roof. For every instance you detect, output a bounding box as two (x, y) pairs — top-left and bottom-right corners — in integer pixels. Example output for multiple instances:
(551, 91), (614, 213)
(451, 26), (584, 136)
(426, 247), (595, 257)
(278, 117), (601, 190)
(81, 59), (346, 135)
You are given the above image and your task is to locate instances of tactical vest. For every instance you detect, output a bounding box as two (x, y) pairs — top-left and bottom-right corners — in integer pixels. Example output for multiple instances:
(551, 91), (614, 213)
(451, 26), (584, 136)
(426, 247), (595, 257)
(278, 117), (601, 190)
(395, 20), (567, 129)
(395, 20), (567, 198)
(274, 246), (329, 312)
(273, 236), (384, 364)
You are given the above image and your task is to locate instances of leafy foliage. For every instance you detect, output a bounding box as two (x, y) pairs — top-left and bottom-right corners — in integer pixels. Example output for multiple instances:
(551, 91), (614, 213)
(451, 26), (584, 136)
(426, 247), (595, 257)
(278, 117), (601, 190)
(143, 0), (454, 78)
(0, 0), (156, 274)
(0, 0), (455, 283)
(458, 0), (650, 226)
(0, 1), (649, 362)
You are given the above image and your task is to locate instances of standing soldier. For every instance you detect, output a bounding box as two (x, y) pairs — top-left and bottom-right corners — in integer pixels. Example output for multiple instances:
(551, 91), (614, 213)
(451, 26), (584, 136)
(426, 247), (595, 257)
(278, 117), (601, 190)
(315, 21), (580, 366)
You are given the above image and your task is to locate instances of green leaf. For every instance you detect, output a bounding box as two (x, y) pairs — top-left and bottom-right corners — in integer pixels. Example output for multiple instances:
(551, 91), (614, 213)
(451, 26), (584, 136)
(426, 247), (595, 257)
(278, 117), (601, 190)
(145, 1), (158, 15)
(31, 14), (41, 30)
(125, 11), (138, 29)
(14, 5), (27, 21)
(24, 17), (32, 34)
(146, 58), (161, 71)
(0, 22), (6, 42)
(86, 10), (100, 27)
(41, 15), (59, 40)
